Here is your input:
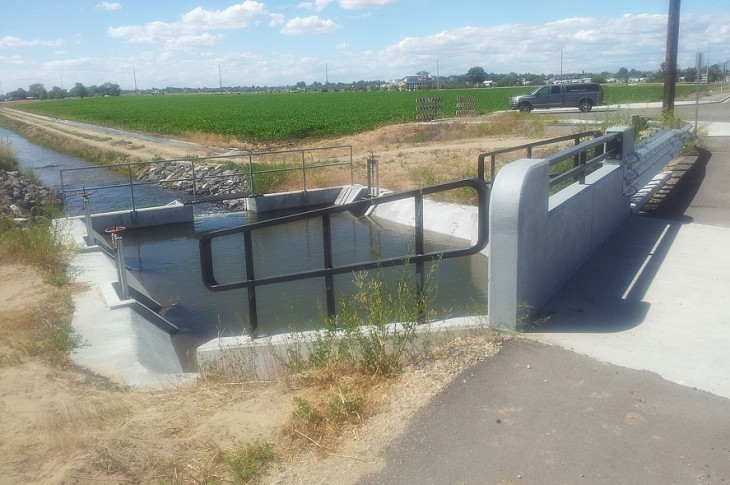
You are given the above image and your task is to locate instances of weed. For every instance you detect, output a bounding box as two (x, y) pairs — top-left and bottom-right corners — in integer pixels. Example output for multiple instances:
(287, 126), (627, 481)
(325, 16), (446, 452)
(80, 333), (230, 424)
(289, 386), (368, 450)
(0, 139), (19, 171)
(223, 440), (274, 483)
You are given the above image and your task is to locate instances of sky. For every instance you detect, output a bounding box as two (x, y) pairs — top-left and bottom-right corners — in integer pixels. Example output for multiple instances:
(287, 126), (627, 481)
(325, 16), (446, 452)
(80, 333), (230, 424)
(1, 0), (729, 92)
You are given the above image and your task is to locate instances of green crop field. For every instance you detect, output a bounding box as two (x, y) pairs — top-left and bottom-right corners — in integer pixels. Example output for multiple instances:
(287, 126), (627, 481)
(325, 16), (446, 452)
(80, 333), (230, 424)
(8, 84), (704, 143)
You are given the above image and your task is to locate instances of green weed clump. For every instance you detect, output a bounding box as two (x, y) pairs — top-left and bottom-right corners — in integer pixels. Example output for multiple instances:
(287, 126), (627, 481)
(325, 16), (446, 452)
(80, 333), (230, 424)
(222, 440), (274, 483)
(0, 140), (19, 171)
(0, 212), (71, 285)
(287, 264), (436, 378)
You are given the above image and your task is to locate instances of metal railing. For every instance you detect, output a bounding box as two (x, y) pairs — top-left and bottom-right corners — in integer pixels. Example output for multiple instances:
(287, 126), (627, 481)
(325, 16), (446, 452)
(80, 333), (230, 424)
(477, 131), (603, 184)
(199, 178), (489, 336)
(59, 145), (353, 215)
(545, 132), (621, 189)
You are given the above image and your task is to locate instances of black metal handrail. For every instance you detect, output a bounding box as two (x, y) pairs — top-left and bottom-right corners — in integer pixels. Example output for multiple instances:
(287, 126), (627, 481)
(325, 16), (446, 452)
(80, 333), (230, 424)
(199, 178), (489, 335)
(477, 131), (602, 184)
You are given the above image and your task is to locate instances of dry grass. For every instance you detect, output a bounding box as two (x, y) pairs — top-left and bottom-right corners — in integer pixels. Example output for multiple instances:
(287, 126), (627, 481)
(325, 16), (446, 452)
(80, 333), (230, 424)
(281, 366), (395, 455)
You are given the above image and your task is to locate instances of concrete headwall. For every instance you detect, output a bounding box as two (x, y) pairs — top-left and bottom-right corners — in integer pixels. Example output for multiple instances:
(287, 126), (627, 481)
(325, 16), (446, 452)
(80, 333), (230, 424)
(488, 127), (634, 330)
(90, 201), (194, 232)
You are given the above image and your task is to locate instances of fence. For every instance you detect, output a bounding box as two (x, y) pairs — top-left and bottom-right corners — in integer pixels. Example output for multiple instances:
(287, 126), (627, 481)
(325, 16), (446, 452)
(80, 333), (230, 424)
(59, 145), (354, 216)
(477, 131), (603, 185)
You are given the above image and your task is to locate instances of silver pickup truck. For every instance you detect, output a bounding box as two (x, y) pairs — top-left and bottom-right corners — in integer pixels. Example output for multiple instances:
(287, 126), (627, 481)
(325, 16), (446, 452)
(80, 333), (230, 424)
(509, 82), (604, 113)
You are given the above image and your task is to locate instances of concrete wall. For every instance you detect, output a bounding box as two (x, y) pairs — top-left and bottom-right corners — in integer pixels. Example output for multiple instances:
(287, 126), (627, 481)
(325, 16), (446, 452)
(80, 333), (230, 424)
(90, 201), (193, 232)
(488, 127), (634, 330)
(244, 186), (344, 213)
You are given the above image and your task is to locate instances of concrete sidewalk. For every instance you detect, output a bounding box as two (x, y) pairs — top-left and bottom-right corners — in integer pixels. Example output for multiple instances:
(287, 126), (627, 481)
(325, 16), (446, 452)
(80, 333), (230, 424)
(360, 115), (730, 483)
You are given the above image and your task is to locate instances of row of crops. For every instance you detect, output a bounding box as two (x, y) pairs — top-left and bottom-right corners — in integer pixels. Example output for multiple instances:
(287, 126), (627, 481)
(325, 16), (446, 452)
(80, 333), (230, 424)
(8, 84), (703, 143)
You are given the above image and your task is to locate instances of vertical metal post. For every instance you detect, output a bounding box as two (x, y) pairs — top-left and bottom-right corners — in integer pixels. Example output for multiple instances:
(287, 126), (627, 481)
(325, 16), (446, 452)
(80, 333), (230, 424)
(322, 214), (336, 318)
(490, 154), (497, 186)
(414, 191), (426, 322)
(191, 160), (198, 203)
(243, 231), (258, 336)
(695, 52), (702, 136)
(112, 233), (129, 300)
(82, 192), (93, 246)
(301, 150), (307, 192)
(127, 165), (136, 214)
(60, 171), (68, 218)
(248, 154), (255, 195)
(348, 146), (354, 185)
(367, 156), (379, 197)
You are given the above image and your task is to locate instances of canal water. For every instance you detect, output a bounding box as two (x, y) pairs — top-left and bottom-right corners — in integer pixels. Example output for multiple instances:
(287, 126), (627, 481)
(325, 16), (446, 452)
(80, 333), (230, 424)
(2, 127), (487, 352)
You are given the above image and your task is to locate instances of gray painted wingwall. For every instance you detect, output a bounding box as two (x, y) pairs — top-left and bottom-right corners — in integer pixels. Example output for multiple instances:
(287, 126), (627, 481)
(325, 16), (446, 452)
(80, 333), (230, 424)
(488, 127), (634, 330)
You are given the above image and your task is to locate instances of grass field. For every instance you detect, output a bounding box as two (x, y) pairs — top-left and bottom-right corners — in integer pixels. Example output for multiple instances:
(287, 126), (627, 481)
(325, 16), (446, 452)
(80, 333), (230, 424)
(8, 84), (704, 143)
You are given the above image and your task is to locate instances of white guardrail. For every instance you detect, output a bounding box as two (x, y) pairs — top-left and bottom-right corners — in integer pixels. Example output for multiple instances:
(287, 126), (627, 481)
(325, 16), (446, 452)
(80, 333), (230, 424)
(624, 125), (692, 212)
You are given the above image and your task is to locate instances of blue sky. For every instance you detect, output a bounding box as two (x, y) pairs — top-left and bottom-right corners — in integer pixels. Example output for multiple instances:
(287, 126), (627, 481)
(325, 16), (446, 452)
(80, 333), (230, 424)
(1, 0), (729, 91)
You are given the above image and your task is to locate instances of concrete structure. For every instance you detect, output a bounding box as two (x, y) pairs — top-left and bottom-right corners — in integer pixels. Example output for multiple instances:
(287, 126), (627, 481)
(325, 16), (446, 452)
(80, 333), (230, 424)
(243, 186), (345, 213)
(89, 200), (193, 232)
(488, 125), (691, 330)
(61, 217), (194, 386)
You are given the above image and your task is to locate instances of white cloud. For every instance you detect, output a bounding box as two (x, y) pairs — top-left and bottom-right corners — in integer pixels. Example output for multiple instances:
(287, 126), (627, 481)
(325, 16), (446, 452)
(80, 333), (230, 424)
(298, 0), (333, 12)
(339, 0), (395, 9)
(108, 1), (284, 46)
(96, 2), (121, 10)
(281, 16), (338, 35)
(0, 36), (63, 49)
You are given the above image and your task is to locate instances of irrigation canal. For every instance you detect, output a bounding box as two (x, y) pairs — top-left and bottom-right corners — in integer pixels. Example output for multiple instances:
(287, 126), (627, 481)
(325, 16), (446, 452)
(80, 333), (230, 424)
(3, 127), (488, 357)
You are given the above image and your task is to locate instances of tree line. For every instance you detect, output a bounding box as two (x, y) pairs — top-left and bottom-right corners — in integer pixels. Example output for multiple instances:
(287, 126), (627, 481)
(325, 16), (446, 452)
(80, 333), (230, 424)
(2, 63), (726, 101)
(3, 81), (121, 101)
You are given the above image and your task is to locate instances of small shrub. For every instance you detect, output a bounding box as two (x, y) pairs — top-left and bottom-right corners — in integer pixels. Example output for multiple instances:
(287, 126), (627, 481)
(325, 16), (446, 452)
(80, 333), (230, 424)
(0, 139), (19, 171)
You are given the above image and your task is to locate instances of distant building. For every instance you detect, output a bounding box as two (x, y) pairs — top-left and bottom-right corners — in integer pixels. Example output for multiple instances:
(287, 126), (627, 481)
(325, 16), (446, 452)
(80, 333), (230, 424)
(397, 71), (435, 90)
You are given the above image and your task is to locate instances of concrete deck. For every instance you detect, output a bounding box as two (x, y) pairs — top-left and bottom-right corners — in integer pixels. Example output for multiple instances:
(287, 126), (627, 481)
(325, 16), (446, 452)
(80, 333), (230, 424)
(359, 117), (730, 483)
(63, 218), (195, 387)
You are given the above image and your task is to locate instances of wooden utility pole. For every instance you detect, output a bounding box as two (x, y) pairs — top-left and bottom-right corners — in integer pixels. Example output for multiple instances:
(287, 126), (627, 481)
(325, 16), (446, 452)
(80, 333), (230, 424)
(662, 0), (681, 119)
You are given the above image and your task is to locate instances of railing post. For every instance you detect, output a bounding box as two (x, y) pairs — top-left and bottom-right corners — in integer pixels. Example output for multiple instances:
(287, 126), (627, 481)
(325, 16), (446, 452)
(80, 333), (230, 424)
(349, 146), (354, 185)
(322, 214), (336, 319)
(301, 150), (307, 192)
(243, 231), (258, 336)
(127, 165), (137, 214)
(81, 191), (93, 246)
(490, 154), (497, 185)
(248, 153), (256, 195)
(191, 160), (198, 203)
(414, 191), (426, 322)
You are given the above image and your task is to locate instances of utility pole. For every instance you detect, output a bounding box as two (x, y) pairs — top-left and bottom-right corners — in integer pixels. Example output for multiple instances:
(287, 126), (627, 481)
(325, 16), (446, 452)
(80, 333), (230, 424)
(133, 67), (138, 93)
(218, 64), (223, 91)
(662, 0), (681, 119)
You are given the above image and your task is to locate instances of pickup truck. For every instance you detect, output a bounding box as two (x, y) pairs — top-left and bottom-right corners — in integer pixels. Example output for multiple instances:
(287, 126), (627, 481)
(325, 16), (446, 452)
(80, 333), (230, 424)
(509, 83), (604, 113)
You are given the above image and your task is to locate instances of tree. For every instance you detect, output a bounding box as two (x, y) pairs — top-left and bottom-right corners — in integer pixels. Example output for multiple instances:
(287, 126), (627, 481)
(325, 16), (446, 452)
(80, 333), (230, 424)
(465, 66), (487, 86)
(7, 88), (28, 101)
(97, 82), (121, 96)
(48, 86), (66, 99)
(617, 67), (629, 80)
(69, 82), (88, 98)
(28, 83), (48, 100)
